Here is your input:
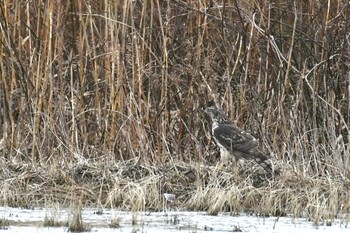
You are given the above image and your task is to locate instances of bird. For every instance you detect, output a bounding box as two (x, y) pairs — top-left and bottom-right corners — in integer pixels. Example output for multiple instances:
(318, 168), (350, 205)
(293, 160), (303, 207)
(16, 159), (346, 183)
(204, 106), (275, 175)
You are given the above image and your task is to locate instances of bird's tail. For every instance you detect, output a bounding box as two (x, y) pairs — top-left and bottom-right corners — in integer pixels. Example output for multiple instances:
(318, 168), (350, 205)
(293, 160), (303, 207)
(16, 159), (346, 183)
(253, 151), (279, 176)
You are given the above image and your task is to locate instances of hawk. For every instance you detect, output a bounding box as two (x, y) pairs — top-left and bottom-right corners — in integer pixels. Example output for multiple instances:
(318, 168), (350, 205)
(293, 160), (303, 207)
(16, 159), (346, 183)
(205, 106), (274, 175)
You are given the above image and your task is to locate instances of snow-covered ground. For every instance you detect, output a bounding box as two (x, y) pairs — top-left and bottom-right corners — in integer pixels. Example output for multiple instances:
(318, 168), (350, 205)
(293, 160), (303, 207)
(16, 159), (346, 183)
(0, 207), (348, 232)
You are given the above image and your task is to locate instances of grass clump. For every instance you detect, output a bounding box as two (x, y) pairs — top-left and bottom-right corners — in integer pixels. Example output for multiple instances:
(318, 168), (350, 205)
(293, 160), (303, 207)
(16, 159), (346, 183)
(43, 201), (68, 227)
(43, 216), (67, 228)
(0, 218), (9, 229)
(109, 215), (121, 228)
(68, 199), (90, 232)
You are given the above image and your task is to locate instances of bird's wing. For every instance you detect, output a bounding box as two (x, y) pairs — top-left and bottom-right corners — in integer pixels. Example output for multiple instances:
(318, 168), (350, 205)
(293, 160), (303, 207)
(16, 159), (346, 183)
(213, 124), (259, 153)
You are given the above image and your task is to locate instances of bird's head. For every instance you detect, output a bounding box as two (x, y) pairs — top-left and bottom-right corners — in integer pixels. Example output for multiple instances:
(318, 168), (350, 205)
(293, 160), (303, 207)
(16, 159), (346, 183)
(204, 106), (223, 120)
(204, 106), (232, 124)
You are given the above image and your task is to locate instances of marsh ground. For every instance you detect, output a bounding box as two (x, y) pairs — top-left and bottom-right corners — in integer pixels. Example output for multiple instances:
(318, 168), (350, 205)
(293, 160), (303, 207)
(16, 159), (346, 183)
(1, 207), (349, 233)
(1, 0), (350, 229)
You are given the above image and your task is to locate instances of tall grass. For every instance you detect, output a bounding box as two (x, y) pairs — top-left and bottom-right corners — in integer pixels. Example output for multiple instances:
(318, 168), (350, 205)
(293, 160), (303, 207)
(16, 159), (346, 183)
(0, 0), (350, 219)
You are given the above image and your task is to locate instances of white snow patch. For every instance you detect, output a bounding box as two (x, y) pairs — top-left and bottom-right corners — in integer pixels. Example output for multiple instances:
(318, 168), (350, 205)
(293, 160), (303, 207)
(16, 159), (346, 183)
(0, 207), (348, 232)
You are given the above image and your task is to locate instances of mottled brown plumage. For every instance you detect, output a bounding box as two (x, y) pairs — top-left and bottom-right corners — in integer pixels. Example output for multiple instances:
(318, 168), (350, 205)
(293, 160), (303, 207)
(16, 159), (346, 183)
(205, 106), (274, 175)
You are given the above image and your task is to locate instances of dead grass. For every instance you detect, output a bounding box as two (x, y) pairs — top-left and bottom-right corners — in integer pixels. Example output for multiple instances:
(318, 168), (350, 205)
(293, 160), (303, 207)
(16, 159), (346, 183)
(0, 0), (350, 224)
(68, 199), (90, 232)
(0, 157), (349, 223)
(108, 215), (121, 228)
(0, 218), (9, 229)
(43, 216), (68, 228)
(43, 201), (68, 227)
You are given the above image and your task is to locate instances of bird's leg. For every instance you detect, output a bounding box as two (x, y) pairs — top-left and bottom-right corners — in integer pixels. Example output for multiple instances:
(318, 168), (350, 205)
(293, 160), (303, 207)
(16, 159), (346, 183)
(217, 158), (228, 171)
(219, 149), (230, 170)
(217, 160), (225, 170)
(232, 157), (239, 177)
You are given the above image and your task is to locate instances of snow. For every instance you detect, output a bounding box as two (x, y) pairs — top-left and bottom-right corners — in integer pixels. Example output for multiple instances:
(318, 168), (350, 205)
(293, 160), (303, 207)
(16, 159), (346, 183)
(0, 207), (348, 232)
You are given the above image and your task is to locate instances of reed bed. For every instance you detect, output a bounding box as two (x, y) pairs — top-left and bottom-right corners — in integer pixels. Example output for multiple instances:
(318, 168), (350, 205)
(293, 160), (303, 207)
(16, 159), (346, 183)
(0, 0), (350, 222)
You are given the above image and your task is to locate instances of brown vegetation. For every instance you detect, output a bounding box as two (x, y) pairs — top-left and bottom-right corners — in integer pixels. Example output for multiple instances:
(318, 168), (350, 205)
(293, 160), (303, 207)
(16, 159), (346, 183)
(0, 0), (350, 222)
